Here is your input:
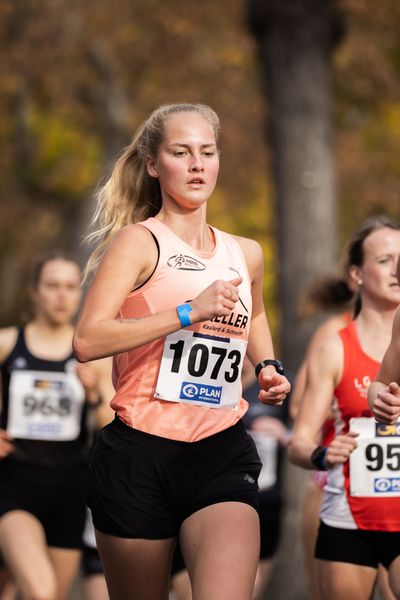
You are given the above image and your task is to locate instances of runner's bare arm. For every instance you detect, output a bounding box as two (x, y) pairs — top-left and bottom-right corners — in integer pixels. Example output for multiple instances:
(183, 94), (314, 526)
(288, 334), (357, 469)
(368, 306), (400, 423)
(0, 328), (18, 455)
(74, 225), (243, 362)
(290, 314), (348, 420)
(0, 328), (18, 365)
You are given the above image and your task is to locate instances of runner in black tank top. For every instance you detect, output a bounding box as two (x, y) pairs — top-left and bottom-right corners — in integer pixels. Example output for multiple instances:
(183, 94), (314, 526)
(0, 253), (114, 600)
(0, 327), (88, 466)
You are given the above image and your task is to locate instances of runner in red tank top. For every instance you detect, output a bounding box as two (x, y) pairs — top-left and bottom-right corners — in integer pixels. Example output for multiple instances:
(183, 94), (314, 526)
(291, 310), (353, 600)
(289, 215), (400, 600)
(290, 268), (364, 600)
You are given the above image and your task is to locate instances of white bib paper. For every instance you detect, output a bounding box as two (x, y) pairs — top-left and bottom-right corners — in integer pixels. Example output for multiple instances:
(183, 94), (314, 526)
(155, 329), (247, 409)
(349, 417), (400, 497)
(7, 369), (85, 441)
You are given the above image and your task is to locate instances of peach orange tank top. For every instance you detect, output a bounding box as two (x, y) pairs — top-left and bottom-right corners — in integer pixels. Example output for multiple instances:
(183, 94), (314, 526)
(110, 218), (252, 442)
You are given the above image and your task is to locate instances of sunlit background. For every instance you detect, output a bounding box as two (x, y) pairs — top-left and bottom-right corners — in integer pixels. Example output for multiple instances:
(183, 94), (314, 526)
(1, 3), (400, 596)
(1, 1), (399, 330)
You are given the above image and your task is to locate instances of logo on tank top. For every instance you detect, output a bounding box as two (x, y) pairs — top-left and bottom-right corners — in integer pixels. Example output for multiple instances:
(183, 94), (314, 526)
(180, 381), (223, 404)
(353, 375), (372, 399)
(12, 357), (27, 369)
(167, 254), (206, 271)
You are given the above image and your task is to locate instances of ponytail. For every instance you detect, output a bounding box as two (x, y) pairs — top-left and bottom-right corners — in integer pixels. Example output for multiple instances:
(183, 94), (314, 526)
(83, 103), (220, 281)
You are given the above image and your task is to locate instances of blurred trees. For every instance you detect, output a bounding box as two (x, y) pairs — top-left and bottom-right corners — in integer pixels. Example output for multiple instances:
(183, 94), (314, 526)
(245, 0), (400, 370)
(247, 0), (344, 374)
(245, 2), (400, 598)
(0, 2), (400, 598)
(246, 3), (343, 598)
(335, 0), (400, 228)
(0, 0), (399, 333)
(0, 0), (271, 322)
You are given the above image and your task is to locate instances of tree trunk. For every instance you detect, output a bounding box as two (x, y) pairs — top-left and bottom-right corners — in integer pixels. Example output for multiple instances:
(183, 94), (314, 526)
(247, 0), (344, 372)
(73, 35), (132, 265)
(246, 2), (344, 599)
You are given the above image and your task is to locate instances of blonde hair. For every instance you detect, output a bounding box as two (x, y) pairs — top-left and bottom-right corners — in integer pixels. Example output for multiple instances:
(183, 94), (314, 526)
(84, 103), (220, 279)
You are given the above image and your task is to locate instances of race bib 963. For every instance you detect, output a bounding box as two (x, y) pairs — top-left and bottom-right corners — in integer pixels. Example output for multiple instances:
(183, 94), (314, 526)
(7, 369), (85, 441)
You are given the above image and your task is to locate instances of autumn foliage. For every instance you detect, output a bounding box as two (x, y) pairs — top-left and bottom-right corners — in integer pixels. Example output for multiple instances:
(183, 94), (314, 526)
(0, 0), (399, 325)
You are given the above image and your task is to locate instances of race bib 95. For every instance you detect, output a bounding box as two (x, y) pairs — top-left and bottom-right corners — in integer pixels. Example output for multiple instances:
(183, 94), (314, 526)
(349, 417), (400, 497)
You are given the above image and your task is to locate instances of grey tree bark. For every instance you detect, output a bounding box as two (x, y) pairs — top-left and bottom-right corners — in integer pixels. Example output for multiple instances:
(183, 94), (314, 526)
(247, 0), (344, 372)
(71, 32), (132, 265)
(245, 2), (344, 599)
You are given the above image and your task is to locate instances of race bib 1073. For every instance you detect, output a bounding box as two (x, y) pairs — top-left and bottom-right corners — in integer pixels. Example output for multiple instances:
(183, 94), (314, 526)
(154, 330), (247, 409)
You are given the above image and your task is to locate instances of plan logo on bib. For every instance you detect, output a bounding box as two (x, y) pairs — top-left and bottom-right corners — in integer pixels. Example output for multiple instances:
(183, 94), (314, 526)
(374, 478), (400, 493)
(179, 381), (222, 404)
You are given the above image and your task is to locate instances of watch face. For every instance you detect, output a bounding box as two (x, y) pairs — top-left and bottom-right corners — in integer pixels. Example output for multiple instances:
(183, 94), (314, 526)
(255, 359), (285, 378)
(269, 360), (283, 373)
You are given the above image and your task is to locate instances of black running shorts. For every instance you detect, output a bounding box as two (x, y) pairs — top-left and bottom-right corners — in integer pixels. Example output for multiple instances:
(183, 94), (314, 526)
(0, 458), (86, 549)
(258, 495), (283, 560)
(87, 417), (262, 539)
(82, 545), (104, 577)
(315, 520), (400, 569)
(171, 543), (186, 577)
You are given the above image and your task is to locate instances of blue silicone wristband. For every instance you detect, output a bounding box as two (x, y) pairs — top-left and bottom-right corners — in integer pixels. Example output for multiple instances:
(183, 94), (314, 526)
(176, 303), (193, 327)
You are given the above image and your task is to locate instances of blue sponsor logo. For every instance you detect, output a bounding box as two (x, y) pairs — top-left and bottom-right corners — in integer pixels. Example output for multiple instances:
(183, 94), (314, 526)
(28, 423), (62, 435)
(180, 382), (223, 404)
(374, 478), (400, 493)
(375, 423), (400, 437)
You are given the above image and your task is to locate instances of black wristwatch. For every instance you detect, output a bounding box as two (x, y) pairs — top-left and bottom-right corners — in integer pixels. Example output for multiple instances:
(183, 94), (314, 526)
(255, 359), (285, 378)
(310, 445), (328, 471)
